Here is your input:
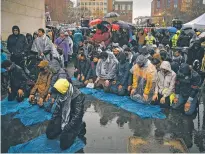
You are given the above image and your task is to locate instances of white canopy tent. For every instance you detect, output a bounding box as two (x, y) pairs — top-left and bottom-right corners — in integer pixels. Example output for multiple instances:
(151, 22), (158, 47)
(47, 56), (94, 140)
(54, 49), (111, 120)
(183, 13), (205, 29)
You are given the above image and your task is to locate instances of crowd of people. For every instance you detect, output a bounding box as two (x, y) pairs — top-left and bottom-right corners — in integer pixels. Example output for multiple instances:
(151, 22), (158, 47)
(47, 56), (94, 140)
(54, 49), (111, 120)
(1, 23), (205, 150)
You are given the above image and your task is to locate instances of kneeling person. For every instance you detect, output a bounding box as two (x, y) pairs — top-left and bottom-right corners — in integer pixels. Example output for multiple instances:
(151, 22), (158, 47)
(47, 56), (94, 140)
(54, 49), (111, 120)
(110, 52), (130, 96)
(152, 61), (176, 108)
(2, 60), (29, 102)
(46, 79), (85, 150)
(29, 60), (52, 107)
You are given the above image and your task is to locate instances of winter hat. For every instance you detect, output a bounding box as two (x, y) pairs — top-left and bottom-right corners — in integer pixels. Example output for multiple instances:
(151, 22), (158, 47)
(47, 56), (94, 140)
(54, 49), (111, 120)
(112, 42), (119, 47)
(64, 32), (69, 36)
(139, 46), (149, 55)
(180, 63), (191, 76)
(38, 60), (49, 68)
(136, 55), (148, 66)
(54, 79), (70, 95)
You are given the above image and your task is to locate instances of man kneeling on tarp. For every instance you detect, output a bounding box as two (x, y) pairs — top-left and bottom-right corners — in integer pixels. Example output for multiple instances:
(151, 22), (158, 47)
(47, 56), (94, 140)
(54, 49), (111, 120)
(46, 79), (85, 150)
(29, 60), (52, 107)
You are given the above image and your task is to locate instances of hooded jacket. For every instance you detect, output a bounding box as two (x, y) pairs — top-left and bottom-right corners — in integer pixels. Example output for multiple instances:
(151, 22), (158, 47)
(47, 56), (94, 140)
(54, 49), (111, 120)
(176, 63), (201, 99)
(155, 61), (176, 97)
(73, 29), (83, 47)
(187, 41), (204, 66)
(115, 53), (130, 87)
(132, 60), (157, 95)
(7, 26), (27, 55)
(86, 61), (98, 80)
(30, 71), (52, 98)
(96, 53), (118, 80)
(8, 63), (28, 90)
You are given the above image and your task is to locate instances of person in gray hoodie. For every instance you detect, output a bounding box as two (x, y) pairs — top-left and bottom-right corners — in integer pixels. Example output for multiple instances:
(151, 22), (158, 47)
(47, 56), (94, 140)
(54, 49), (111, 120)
(95, 51), (118, 92)
(152, 61), (176, 108)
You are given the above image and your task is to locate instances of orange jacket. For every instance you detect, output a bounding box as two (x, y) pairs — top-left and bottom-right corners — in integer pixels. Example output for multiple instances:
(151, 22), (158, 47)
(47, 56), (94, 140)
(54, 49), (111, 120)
(132, 62), (157, 95)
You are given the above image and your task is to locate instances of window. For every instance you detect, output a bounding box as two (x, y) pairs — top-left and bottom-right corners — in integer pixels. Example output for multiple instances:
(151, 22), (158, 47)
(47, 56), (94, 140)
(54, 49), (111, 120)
(121, 4), (125, 10)
(81, 2), (84, 5)
(127, 5), (131, 10)
(100, 2), (103, 5)
(96, 2), (99, 5)
(84, 2), (87, 5)
(167, 0), (171, 8)
(104, 2), (107, 5)
(174, 0), (178, 8)
(157, 0), (160, 8)
(89, 2), (91, 5)
(115, 4), (118, 10)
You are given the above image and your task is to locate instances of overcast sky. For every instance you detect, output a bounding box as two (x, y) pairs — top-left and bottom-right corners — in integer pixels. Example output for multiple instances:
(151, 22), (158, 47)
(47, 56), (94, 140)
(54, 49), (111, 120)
(71, 0), (152, 22)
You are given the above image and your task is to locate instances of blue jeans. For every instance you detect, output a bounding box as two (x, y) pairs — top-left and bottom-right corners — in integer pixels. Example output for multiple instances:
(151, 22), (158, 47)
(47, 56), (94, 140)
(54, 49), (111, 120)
(172, 95), (198, 115)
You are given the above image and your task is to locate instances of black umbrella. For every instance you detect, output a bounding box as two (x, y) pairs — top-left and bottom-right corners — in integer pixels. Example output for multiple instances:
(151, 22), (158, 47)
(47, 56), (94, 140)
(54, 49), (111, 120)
(112, 20), (130, 29)
(104, 12), (120, 18)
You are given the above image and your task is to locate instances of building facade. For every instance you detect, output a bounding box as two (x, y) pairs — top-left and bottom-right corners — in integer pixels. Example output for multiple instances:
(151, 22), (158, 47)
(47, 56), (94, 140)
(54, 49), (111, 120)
(1, 0), (45, 40)
(151, 0), (204, 25)
(45, 0), (73, 23)
(113, 0), (133, 23)
(79, 0), (108, 19)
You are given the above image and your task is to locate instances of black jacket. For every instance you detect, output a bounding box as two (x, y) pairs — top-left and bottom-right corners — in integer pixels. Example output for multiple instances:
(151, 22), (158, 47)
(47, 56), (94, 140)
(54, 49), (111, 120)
(86, 62), (97, 80)
(176, 64), (201, 98)
(8, 63), (28, 90)
(115, 62), (130, 87)
(187, 43), (204, 66)
(77, 58), (91, 77)
(7, 26), (27, 55)
(177, 33), (191, 47)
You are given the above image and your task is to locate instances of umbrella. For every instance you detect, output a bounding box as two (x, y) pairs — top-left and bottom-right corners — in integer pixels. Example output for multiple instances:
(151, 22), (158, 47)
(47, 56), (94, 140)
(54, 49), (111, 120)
(112, 24), (120, 31)
(113, 20), (130, 29)
(167, 27), (177, 33)
(104, 12), (120, 18)
(89, 19), (102, 26)
(101, 21), (110, 25)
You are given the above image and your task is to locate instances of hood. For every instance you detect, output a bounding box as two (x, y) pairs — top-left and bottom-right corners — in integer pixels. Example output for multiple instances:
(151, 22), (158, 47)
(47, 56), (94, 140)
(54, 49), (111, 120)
(12, 25), (20, 34)
(180, 63), (191, 75)
(54, 79), (70, 95)
(160, 61), (172, 72)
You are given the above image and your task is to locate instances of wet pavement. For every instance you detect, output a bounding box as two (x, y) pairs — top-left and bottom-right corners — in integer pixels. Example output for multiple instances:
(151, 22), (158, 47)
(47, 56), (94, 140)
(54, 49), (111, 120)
(1, 94), (205, 153)
(1, 64), (205, 153)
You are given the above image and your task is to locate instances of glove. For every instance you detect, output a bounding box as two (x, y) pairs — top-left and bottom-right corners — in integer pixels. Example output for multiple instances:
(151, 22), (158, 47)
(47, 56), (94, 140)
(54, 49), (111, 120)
(112, 81), (116, 85)
(45, 94), (51, 102)
(37, 97), (44, 106)
(18, 89), (24, 97)
(89, 79), (93, 83)
(152, 94), (158, 101)
(29, 95), (34, 102)
(184, 102), (191, 112)
(143, 93), (149, 101)
(160, 97), (166, 104)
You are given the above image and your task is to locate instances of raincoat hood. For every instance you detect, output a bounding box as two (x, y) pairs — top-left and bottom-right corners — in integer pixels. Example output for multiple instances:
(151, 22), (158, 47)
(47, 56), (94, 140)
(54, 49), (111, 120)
(54, 79), (70, 94)
(160, 61), (172, 72)
(12, 25), (20, 34)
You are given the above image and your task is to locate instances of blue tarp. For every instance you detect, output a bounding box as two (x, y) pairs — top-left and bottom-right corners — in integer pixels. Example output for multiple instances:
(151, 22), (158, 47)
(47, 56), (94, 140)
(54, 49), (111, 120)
(80, 88), (166, 119)
(14, 103), (52, 126)
(8, 134), (85, 153)
(1, 98), (32, 115)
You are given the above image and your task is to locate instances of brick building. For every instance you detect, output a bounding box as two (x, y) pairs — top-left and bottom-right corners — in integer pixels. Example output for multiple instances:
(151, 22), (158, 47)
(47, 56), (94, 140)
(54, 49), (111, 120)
(113, 0), (133, 23)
